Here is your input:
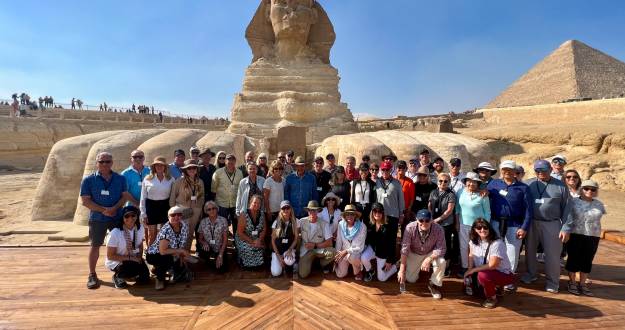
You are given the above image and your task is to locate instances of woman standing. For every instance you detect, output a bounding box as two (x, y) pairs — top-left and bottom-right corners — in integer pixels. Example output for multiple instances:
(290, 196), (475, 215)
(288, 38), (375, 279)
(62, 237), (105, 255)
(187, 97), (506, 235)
(455, 172), (491, 274)
(235, 195), (266, 269)
(561, 180), (606, 297)
(429, 173), (457, 276)
(146, 206), (191, 290)
(196, 201), (229, 273)
(334, 205), (367, 280)
(263, 160), (285, 221)
(564, 169), (582, 198)
(270, 200), (299, 276)
(140, 156), (175, 246)
(105, 206), (149, 289)
(350, 163), (377, 222)
(318, 192), (342, 239)
(214, 151), (226, 169)
(330, 166), (351, 210)
(256, 153), (269, 178)
(360, 203), (397, 282)
(465, 218), (515, 308)
(170, 159), (205, 249)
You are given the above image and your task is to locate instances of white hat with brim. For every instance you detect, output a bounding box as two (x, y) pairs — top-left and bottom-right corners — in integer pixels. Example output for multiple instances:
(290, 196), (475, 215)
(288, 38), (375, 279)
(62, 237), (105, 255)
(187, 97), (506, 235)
(500, 160), (517, 170)
(462, 171), (482, 184)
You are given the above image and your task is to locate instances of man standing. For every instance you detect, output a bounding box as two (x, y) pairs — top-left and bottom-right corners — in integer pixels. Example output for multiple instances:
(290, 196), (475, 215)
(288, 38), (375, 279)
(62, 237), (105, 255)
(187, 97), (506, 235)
(397, 209), (446, 299)
(80, 152), (131, 289)
(212, 154), (244, 233)
(323, 153), (337, 174)
(550, 155), (567, 180)
(189, 146), (201, 162)
(344, 156), (359, 181)
(298, 201), (336, 278)
(310, 156), (331, 204)
(198, 147), (216, 201)
(418, 148), (435, 172)
(406, 158), (420, 182)
(411, 167), (436, 231)
(375, 161), (404, 240)
(487, 160), (533, 291)
(521, 159), (571, 293)
(169, 149), (186, 180)
(449, 158), (466, 194)
(430, 157), (445, 184)
(396, 160), (415, 223)
(474, 162), (497, 188)
(239, 151), (256, 178)
(278, 152), (293, 177)
(121, 150), (150, 207)
(284, 156), (318, 218)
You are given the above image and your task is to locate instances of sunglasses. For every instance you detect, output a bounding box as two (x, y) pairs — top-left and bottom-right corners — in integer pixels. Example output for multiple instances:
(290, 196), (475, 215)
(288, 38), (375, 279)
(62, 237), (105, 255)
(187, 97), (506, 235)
(372, 209), (384, 214)
(206, 207), (217, 211)
(370, 168), (379, 171)
(534, 168), (550, 173)
(582, 187), (597, 192)
(417, 218), (431, 223)
(552, 160), (566, 165)
(281, 206), (291, 210)
(566, 175), (579, 179)
(170, 213), (183, 217)
(438, 180), (449, 183)
(123, 213), (137, 219)
(218, 157), (225, 160)
(98, 160), (112, 164)
(131, 155), (144, 159)
(475, 225), (489, 231)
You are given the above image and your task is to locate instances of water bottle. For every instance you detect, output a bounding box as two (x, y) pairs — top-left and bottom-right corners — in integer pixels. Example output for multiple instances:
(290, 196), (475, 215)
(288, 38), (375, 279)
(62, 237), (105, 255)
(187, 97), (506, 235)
(464, 277), (473, 296)
(399, 282), (406, 294)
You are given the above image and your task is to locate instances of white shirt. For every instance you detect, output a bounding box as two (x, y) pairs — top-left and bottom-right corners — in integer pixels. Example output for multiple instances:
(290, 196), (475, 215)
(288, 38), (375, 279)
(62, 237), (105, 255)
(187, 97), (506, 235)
(263, 176), (284, 213)
(298, 218), (333, 257)
(318, 207), (342, 236)
(449, 172), (466, 194)
(105, 226), (145, 270)
(351, 180), (371, 205)
(469, 238), (512, 274)
(140, 175), (175, 219)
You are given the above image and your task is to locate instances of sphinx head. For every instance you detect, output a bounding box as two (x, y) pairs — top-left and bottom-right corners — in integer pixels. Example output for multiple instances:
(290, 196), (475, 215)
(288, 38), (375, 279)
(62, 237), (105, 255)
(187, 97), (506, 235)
(267, 0), (318, 43)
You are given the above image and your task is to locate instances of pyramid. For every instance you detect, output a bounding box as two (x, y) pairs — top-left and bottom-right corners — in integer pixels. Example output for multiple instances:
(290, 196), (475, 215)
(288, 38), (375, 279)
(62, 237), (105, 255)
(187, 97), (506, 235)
(485, 40), (625, 108)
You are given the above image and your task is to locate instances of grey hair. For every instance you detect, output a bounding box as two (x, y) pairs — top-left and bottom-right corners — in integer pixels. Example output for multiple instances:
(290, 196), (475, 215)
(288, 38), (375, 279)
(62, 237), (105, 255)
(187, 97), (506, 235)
(203, 200), (218, 212)
(96, 151), (113, 161)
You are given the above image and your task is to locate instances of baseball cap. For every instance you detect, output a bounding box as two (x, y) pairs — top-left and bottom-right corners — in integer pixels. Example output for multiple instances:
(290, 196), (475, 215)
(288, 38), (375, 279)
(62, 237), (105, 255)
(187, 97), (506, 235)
(416, 209), (432, 219)
(450, 158), (461, 167)
(533, 159), (551, 171)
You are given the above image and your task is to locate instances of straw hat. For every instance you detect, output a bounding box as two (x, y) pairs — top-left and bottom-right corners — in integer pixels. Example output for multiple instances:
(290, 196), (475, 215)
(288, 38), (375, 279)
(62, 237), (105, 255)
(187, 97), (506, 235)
(342, 204), (362, 219)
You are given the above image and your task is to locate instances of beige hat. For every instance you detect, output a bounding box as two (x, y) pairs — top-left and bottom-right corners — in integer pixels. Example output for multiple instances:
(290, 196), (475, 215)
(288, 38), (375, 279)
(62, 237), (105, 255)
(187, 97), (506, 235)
(168, 205), (186, 216)
(303, 200), (322, 212)
(416, 166), (430, 175)
(342, 204), (362, 219)
(294, 156), (306, 166)
(181, 159), (200, 169)
(150, 156), (167, 167)
(322, 192), (342, 206)
(581, 180), (598, 189)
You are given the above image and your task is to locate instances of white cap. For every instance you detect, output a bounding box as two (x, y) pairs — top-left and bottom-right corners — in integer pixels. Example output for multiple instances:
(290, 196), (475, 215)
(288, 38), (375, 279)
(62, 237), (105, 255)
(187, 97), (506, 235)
(168, 205), (186, 216)
(500, 160), (517, 170)
(552, 154), (567, 163)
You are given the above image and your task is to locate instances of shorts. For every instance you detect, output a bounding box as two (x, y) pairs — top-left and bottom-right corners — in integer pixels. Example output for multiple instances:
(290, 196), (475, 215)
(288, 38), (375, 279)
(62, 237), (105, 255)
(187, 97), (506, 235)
(145, 198), (170, 225)
(89, 221), (117, 247)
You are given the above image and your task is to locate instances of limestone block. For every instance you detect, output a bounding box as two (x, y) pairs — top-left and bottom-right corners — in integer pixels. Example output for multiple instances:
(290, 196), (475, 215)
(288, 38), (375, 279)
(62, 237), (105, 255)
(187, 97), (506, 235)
(195, 131), (257, 163)
(31, 131), (122, 222)
(136, 129), (208, 165)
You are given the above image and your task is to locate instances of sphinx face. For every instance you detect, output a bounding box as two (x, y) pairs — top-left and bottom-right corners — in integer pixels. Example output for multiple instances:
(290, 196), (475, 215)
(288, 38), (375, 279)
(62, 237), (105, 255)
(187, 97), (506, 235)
(269, 0), (317, 42)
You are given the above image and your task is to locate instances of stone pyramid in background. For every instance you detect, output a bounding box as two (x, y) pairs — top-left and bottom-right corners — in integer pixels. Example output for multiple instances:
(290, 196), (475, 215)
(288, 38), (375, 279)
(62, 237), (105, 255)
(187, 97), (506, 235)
(486, 40), (625, 108)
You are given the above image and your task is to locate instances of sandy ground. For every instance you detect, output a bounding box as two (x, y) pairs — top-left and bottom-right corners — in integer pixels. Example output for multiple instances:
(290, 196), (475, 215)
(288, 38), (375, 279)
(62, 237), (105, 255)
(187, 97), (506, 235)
(0, 170), (623, 246)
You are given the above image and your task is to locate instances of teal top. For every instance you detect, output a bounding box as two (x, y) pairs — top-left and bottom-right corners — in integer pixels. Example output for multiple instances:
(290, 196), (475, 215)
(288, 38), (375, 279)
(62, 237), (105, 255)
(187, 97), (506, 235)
(455, 188), (491, 226)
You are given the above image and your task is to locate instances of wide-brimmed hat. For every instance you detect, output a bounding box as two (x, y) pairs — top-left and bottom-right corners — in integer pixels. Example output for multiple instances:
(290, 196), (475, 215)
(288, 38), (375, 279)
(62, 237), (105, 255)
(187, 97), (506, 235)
(322, 192), (342, 205)
(150, 156), (167, 167)
(499, 160), (517, 170)
(462, 171), (482, 184)
(342, 204), (362, 219)
(181, 159), (200, 169)
(294, 156), (306, 166)
(304, 200), (323, 212)
(416, 166), (430, 176)
(198, 147), (215, 157)
(473, 162), (497, 175)
(581, 180), (598, 189)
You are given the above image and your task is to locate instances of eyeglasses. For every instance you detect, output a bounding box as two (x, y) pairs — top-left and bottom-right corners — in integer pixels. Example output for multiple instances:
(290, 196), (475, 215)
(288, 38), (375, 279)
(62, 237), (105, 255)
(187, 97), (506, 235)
(206, 207), (217, 211)
(370, 168), (379, 171)
(565, 175), (579, 180)
(170, 213), (183, 217)
(417, 218), (431, 223)
(98, 160), (112, 164)
(438, 180), (449, 183)
(131, 155), (144, 159)
(552, 160), (566, 165)
(372, 209), (384, 214)
(123, 213), (137, 219)
(582, 187), (597, 192)
(475, 225), (489, 231)
(218, 157), (225, 160)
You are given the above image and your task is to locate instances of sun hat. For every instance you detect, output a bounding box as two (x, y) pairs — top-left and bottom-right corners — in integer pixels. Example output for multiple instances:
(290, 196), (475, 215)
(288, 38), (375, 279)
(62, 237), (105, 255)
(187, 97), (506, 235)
(322, 192), (342, 206)
(181, 159), (200, 169)
(294, 156), (306, 166)
(150, 156), (167, 167)
(581, 180), (598, 189)
(168, 205), (186, 216)
(500, 160), (517, 170)
(552, 155), (567, 164)
(304, 200), (323, 212)
(473, 162), (497, 175)
(198, 147), (215, 157)
(462, 171), (482, 184)
(341, 204), (362, 219)
(122, 205), (139, 217)
(416, 166), (430, 176)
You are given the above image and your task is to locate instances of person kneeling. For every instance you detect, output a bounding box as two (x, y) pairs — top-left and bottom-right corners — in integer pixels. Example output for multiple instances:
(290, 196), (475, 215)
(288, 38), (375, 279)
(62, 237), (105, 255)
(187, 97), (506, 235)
(105, 206), (149, 289)
(298, 201), (336, 278)
(335, 205), (367, 280)
(465, 218), (515, 308)
(146, 206), (192, 290)
(397, 209), (446, 299)
(270, 201), (299, 277)
(361, 203), (398, 282)
(196, 201), (228, 273)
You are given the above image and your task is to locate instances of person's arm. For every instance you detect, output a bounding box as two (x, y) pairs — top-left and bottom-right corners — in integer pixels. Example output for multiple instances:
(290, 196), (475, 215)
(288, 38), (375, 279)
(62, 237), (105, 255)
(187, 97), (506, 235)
(283, 177), (291, 202)
(431, 226), (446, 259)
(397, 182), (405, 215)
(346, 225), (367, 254)
(519, 186), (533, 235)
(158, 239), (188, 257)
(236, 214), (253, 244)
(397, 253), (408, 284)
(468, 254), (501, 275)
(139, 180), (148, 222)
(169, 180), (178, 207)
(211, 171), (219, 194)
(197, 180), (205, 207)
(317, 237), (333, 249)
(219, 226), (228, 256)
(311, 175), (319, 202)
(263, 184), (272, 215)
(467, 244), (475, 270)
(258, 218), (267, 247)
(120, 191), (133, 208)
(436, 201), (455, 224)
(81, 196), (107, 213)
(235, 180), (245, 216)
(290, 224), (299, 251)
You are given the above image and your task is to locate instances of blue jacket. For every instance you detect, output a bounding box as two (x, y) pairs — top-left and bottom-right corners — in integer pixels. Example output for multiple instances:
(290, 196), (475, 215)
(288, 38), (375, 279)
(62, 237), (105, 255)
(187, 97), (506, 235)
(487, 179), (533, 231)
(284, 172), (318, 217)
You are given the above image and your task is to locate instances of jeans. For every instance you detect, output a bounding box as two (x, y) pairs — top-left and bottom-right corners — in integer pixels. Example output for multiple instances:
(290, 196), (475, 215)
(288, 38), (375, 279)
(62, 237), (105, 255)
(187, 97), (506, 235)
(491, 220), (523, 273)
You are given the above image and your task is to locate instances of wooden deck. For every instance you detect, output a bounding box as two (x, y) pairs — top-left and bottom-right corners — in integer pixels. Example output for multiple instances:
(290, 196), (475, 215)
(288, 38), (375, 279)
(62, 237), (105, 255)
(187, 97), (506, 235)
(2, 241), (625, 329)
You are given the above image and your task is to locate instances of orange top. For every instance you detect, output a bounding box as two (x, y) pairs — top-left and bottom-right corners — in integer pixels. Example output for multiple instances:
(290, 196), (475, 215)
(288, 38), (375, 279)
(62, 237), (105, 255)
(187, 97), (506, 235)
(398, 176), (415, 211)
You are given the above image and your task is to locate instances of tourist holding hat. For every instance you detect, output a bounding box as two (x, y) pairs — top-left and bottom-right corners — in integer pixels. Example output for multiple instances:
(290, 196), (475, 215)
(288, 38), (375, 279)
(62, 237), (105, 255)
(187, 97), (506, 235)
(361, 203), (398, 282)
(349, 162), (377, 221)
(298, 200), (336, 278)
(284, 156), (318, 218)
(140, 156), (175, 247)
(456, 171), (491, 274)
(270, 200), (299, 277)
(561, 180), (605, 296)
(197, 147), (217, 201)
(329, 165), (351, 210)
(169, 159), (205, 249)
(335, 204), (367, 280)
(105, 205), (149, 289)
(375, 160), (405, 242)
(319, 192), (342, 239)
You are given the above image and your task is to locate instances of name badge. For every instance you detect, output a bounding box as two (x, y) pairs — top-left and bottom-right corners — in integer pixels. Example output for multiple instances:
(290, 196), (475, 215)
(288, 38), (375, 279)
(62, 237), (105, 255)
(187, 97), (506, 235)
(499, 190), (508, 197)
(132, 248), (140, 254)
(101, 190), (110, 196)
(282, 238), (289, 244)
(209, 239), (216, 245)
(191, 195), (197, 201)
(252, 230), (259, 236)
(415, 196), (422, 201)
(434, 208), (439, 213)
(317, 187), (323, 191)
(383, 193), (388, 198)
(137, 181), (142, 187)
(535, 198), (544, 204)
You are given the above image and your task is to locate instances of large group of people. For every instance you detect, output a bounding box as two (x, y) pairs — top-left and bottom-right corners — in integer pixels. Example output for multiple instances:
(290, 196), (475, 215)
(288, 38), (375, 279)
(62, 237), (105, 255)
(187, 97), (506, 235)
(81, 147), (606, 308)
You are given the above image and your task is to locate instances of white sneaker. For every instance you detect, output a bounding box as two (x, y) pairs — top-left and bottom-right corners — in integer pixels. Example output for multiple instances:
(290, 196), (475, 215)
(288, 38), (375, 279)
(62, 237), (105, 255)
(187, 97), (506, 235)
(546, 287), (559, 294)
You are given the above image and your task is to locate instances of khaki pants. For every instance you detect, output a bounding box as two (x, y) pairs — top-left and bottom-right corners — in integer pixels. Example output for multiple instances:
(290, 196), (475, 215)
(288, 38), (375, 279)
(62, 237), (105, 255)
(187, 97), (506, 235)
(405, 251), (446, 287)
(185, 207), (202, 250)
(299, 248), (336, 279)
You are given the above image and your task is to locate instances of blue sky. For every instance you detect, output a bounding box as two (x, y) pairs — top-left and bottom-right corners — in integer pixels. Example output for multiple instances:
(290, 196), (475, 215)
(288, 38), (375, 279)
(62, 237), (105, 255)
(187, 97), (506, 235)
(1, 0), (624, 119)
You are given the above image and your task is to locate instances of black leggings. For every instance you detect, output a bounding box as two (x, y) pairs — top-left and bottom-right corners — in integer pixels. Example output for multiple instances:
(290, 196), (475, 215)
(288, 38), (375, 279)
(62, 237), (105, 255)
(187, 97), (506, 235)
(115, 260), (149, 281)
(146, 253), (185, 281)
(442, 224), (459, 265)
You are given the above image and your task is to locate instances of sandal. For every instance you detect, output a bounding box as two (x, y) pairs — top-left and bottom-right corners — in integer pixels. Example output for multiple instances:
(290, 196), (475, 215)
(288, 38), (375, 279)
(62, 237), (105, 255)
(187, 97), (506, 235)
(579, 285), (594, 297)
(567, 281), (580, 295)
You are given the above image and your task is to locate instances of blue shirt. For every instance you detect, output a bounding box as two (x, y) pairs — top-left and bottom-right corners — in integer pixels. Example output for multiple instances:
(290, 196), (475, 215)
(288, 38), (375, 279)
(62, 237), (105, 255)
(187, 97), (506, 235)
(121, 165), (150, 203)
(455, 188), (491, 226)
(487, 179), (533, 231)
(284, 172), (318, 218)
(169, 163), (183, 180)
(79, 171), (128, 223)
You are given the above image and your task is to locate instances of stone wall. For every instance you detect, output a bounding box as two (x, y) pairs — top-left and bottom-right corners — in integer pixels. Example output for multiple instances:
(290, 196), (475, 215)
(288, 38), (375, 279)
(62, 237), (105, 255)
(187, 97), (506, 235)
(357, 116), (455, 133)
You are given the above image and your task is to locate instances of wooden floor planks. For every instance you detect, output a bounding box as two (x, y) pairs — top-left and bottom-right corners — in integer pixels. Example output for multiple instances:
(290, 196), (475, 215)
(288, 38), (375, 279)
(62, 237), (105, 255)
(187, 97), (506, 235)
(2, 240), (625, 329)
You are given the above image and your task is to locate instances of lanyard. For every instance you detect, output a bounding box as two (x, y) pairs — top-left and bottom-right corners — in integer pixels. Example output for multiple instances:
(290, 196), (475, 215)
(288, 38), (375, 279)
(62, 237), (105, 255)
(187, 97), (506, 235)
(226, 170), (236, 186)
(358, 181), (368, 201)
(451, 176), (461, 191)
(536, 180), (550, 199)
(249, 211), (262, 232)
(382, 179), (392, 194)
(97, 173), (113, 191)
(280, 221), (291, 238)
(418, 227), (431, 245)
(208, 219), (218, 241)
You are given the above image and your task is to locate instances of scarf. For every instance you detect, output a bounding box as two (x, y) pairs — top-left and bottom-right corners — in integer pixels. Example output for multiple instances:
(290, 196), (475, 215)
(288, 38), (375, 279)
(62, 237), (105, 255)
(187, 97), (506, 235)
(340, 220), (362, 241)
(123, 228), (136, 257)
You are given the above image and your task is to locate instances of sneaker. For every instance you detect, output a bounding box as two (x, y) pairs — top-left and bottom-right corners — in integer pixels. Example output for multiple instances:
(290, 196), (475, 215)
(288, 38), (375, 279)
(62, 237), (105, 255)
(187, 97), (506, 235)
(482, 297), (498, 308)
(155, 279), (165, 291)
(579, 285), (594, 297)
(87, 273), (100, 289)
(520, 274), (537, 284)
(537, 253), (545, 263)
(364, 270), (375, 282)
(567, 281), (580, 295)
(354, 273), (363, 281)
(428, 282), (442, 300)
(504, 284), (517, 292)
(457, 268), (467, 278)
(546, 287), (559, 294)
(495, 287), (504, 297)
(112, 274), (127, 289)
(322, 265), (331, 274)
